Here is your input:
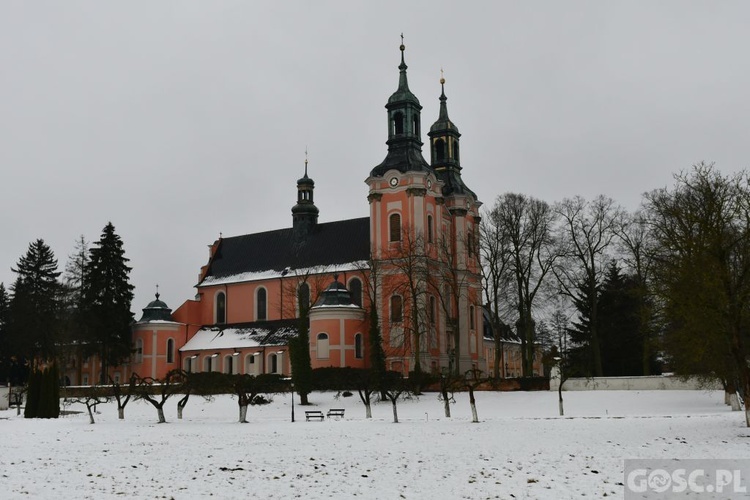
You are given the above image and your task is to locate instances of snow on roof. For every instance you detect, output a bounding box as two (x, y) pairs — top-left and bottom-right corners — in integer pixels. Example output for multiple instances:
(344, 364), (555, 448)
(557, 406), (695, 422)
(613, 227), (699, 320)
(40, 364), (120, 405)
(179, 323), (298, 352)
(199, 261), (369, 287)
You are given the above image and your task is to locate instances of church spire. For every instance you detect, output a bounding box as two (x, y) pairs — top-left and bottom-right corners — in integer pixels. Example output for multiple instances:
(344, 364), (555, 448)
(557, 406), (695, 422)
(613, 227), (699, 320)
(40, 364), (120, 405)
(428, 73), (475, 197)
(370, 36), (430, 178)
(292, 150), (319, 237)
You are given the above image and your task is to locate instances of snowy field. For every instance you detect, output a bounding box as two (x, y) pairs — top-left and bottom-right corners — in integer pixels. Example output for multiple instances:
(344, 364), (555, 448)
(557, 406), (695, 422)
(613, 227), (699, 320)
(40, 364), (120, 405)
(1, 390), (747, 499)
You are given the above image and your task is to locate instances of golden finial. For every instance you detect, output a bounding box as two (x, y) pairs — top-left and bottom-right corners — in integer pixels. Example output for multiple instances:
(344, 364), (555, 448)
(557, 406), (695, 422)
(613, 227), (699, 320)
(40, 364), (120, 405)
(400, 33), (405, 51)
(304, 147), (309, 176)
(440, 68), (445, 85)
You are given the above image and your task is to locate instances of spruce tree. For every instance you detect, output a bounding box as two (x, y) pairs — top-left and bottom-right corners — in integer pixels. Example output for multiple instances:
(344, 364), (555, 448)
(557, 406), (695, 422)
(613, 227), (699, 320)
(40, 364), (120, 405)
(9, 239), (63, 363)
(0, 283), (9, 382)
(83, 223), (134, 383)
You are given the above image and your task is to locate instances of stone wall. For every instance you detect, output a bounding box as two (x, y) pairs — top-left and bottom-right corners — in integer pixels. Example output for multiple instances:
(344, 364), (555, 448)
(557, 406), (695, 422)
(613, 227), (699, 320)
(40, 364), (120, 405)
(0, 385), (9, 410)
(548, 367), (721, 391)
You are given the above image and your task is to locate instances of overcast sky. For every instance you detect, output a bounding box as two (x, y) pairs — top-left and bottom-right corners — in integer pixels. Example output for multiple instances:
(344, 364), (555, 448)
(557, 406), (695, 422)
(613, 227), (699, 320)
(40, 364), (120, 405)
(1, 1), (749, 314)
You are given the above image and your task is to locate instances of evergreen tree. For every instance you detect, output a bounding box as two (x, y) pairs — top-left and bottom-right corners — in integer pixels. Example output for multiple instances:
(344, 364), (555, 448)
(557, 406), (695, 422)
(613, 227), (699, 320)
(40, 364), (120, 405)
(597, 262), (653, 376)
(368, 304), (387, 391)
(83, 223), (134, 383)
(59, 236), (90, 375)
(566, 274), (599, 377)
(9, 239), (63, 363)
(0, 283), (9, 382)
(289, 299), (313, 405)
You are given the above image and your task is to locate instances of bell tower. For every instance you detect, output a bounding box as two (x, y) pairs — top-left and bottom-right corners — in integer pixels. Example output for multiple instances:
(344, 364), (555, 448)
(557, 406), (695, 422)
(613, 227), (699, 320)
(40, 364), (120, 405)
(292, 153), (319, 238)
(370, 35), (431, 177)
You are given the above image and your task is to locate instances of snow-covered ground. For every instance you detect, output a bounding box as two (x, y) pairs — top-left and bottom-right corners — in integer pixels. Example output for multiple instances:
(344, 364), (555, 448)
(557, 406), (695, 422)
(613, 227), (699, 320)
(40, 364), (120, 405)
(1, 390), (747, 499)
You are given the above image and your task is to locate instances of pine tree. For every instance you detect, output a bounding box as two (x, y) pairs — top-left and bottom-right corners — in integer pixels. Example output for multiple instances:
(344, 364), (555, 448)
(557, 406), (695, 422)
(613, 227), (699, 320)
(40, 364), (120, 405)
(9, 239), (63, 363)
(83, 223), (134, 383)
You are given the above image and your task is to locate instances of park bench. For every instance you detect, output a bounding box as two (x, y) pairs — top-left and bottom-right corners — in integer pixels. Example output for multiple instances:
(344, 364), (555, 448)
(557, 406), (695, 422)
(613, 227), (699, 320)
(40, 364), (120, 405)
(305, 410), (324, 421)
(327, 408), (345, 419)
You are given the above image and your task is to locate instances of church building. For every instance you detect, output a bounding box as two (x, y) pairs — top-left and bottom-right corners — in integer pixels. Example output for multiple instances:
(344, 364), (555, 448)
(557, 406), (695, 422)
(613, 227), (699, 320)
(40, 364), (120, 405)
(65, 42), (485, 385)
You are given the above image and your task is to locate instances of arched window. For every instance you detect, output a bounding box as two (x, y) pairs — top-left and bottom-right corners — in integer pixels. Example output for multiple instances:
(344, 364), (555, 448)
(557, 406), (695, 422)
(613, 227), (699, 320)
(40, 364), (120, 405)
(135, 338), (143, 363)
(204, 356), (214, 373)
(317, 333), (330, 359)
(427, 215), (433, 243)
(355, 333), (363, 359)
(429, 296), (436, 324)
(454, 141), (459, 161)
(246, 353), (259, 375)
(393, 112), (404, 135)
(348, 277), (362, 307)
(184, 357), (192, 373)
(166, 338), (175, 363)
(470, 305), (475, 330)
(269, 353), (278, 373)
(298, 282), (310, 316)
(435, 139), (445, 161)
(412, 114), (419, 136)
(390, 295), (403, 322)
(216, 291), (226, 324)
(257, 287), (267, 321)
(224, 355), (233, 374)
(389, 213), (401, 242)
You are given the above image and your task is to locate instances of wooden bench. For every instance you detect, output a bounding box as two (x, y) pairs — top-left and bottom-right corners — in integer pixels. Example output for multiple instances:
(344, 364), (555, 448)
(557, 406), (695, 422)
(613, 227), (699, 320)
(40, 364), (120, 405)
(327, 408), (345, 419)
(305, 410), (324, 421)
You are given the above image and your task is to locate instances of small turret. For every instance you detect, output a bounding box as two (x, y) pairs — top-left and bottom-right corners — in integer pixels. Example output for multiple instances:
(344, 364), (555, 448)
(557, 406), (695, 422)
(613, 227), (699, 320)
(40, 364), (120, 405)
(292, 152), (319, 238)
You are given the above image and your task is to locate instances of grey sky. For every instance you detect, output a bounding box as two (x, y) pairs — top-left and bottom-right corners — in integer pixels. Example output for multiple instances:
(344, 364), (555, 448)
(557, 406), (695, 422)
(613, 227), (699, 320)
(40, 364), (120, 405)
(1, 1), (748, 313)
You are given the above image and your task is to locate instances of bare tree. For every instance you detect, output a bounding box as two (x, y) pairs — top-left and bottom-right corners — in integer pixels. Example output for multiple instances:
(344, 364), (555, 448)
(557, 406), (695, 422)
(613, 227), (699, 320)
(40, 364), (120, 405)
(382, 228), (430, 374)
(110, 374), (136, 420)
(616, 209), (659, 375)
(479, 215), (514, 379)
(66, 385), (110, 424)
(231, 373), (285, 423)
(135, 369), (186, 423)
(463, 368), (487, 423)
(554, 195), (625, 377)
(488, 194), (559, 377)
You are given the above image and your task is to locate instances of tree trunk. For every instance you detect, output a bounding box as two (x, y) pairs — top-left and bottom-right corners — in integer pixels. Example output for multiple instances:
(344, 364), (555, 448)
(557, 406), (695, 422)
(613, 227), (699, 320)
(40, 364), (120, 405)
(118, 407), (125, 419)
(300, 392), (309, 405)
(558, 383), (565, 416)
(730, 393), (742, 412)
(157, 406), (166, 424)
(468, 387), (479, 423)
(391, 399), (399, 423)
(239, 404), (248, 423)
(365, 403), (372, 419)
(443, 396), (451, 418)
(86, 404), (96, 424)
(177, 405), (183, 419)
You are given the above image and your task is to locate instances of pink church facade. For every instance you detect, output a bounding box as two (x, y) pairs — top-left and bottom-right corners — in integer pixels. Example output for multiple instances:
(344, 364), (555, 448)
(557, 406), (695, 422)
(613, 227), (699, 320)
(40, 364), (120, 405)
(63, 43), (496, 385)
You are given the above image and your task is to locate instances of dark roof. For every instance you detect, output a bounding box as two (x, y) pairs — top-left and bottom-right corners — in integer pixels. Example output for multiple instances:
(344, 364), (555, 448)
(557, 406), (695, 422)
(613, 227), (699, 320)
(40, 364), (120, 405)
(200, 217), (370, 284)
(313, 279), (355, 307)
(482, 306), (519, 342)
(138, 294), (174, 322)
